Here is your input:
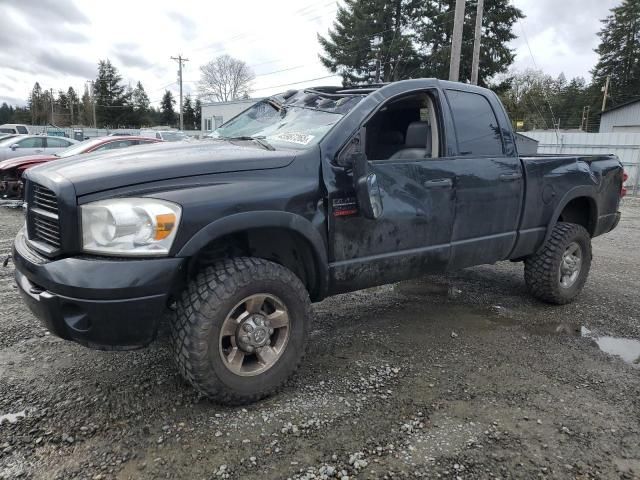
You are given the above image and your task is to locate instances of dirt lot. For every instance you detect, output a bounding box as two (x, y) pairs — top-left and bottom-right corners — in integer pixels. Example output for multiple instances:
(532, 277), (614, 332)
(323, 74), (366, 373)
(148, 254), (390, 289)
(1, 200), (639, 480)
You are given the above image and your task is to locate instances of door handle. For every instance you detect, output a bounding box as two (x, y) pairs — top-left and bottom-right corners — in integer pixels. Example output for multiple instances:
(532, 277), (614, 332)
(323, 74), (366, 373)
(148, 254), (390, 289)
(499, 173), (522, 181)
(423, 178), (453, 189)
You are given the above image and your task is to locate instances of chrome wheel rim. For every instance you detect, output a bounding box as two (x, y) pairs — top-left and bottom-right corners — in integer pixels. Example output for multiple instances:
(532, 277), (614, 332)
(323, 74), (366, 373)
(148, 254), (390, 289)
(219, 294), (290, 376)
(559, 242), (582, 288)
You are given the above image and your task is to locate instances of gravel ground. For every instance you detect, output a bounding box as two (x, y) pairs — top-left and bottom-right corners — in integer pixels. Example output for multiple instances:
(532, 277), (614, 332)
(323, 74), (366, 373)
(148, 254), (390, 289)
(1, 200), (639, 480)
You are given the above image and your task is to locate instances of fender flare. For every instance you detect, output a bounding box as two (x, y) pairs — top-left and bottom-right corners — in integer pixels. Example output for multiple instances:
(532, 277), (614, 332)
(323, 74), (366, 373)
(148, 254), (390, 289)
(176, 211), (329, 299)
(540, 185), (598, 250)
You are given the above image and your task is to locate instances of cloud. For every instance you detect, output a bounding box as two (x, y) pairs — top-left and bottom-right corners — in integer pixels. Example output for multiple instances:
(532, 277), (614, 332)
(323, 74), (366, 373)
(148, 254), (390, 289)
(170, 11), (199, 41)
(111, 45), (155, 70)
(34, 51), (95, 78)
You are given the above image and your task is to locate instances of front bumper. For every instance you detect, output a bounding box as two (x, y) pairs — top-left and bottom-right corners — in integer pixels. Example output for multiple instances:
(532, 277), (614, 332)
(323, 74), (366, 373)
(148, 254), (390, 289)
(13, 229), (186, 350)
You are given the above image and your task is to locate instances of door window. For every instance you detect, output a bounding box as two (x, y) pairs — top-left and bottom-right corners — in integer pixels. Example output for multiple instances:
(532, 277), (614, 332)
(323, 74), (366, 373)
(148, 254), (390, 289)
(46, 137), (72, 148)
(446, 90), (504, 156)
(16, 126), (28, 134)
(16, 137), (45, 148)
(364, 92), (440, 161)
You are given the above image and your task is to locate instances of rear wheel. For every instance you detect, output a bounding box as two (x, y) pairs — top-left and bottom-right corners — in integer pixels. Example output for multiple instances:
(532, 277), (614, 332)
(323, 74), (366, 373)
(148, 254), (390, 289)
(524, 222), (591, 305)
(171, 257), (310, 405)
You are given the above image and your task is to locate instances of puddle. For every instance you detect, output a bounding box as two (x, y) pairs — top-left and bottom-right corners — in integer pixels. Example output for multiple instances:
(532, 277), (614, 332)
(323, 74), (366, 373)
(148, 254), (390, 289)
(580, 327), (640, 367)
(395, 277), (461, 298)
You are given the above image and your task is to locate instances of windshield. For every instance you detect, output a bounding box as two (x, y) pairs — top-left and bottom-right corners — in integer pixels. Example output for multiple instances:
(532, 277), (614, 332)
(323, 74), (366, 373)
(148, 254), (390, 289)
(55, 138), (105, 158)
(209, 90), (363, 150)
(161, 131), (187, 142)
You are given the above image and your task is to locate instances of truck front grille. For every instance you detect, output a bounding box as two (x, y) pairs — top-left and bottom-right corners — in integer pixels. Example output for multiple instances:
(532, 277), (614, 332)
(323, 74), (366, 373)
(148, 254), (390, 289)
(28, 184), (62, 251)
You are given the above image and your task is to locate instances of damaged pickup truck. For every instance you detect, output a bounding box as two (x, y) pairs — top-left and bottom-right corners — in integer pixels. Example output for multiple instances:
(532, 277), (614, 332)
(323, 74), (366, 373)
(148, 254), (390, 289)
(13, 79), (624, 404)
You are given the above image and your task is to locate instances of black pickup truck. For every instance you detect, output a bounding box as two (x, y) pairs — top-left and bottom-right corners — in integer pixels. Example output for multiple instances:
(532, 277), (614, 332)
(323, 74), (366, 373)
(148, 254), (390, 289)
(13, 79), (624, 404)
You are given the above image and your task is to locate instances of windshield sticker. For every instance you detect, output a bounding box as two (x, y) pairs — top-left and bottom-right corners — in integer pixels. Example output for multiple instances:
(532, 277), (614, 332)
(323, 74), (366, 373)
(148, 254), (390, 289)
(273, 132), (315, 145)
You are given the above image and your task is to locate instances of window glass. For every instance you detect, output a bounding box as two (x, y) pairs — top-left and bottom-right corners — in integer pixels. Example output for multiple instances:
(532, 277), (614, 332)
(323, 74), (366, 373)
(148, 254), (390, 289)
(16, 126), (28, 134)
(95, 140), (135, 151)
(446, 90), (504, 156)
(46, 137), (71, 148)
(17, 137), (45, 148)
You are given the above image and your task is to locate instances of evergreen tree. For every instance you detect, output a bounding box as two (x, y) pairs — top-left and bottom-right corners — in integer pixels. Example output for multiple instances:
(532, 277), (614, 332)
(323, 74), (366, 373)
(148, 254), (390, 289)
(57, 89), (70, 126)
(93, 59), (127, 127)
(194, 99), (202, 129)
(67, 87), (79, 125)
(414, 0), (523, 85)
(160, 90), (176, 126)
(0, 103), (15, 124)
(592, 0), (640, 106)
(131, 81), (151, 126)
(319, 0), (421, 84)
(28, 82), (45, 125)
(319, 0), (523, 86)
(183, 95), (195, 130)
(81, 84), (94, 126)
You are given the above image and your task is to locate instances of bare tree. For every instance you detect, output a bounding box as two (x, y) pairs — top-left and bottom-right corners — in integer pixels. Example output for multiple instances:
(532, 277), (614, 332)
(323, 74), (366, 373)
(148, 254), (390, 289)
(198, 55), (255, 102)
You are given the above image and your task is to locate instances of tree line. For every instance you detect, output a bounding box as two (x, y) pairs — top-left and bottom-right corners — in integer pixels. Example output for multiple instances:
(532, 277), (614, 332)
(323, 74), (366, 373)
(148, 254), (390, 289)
(1, 59), (202, 130)
(320, 0), (640, 131)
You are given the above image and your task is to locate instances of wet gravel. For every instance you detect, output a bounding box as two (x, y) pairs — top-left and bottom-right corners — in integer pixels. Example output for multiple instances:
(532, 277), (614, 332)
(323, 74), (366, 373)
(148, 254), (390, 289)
(1, 199), (639, 479)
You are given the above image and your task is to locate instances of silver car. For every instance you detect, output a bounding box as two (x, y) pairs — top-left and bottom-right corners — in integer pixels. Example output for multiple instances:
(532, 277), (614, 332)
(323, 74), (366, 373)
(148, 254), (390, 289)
(0, 135), (78, 161)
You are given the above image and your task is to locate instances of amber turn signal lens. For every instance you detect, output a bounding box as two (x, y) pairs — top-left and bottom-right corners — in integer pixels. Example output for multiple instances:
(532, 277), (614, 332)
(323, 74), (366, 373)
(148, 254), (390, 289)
(154, 213), (176, 240)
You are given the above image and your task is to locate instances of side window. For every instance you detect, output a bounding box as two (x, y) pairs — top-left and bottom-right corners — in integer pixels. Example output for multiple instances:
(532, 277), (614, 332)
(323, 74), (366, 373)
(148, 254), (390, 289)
(156, 133), (162, 140)
(17, 137), (45, 148)
(364, 92), (439, 161)
(16, 126), (28, 134)
(46, 137), (71, 148)
(446, 90), (504, 156)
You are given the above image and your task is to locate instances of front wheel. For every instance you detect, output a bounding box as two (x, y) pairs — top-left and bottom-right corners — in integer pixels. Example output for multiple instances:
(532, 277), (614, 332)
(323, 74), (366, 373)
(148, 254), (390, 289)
(170, 257), (310, 405)
(524, 222), (592, 305)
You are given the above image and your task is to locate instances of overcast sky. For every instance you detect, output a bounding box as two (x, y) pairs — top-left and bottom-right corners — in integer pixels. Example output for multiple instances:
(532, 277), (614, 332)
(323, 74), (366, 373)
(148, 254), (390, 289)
(0, 0), (619, 108)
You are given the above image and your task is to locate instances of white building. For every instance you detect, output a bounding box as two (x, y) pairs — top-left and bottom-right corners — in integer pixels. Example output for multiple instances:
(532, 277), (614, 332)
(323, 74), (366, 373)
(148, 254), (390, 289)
(200, 98), (263, 133)
(600, 99), (640, 133)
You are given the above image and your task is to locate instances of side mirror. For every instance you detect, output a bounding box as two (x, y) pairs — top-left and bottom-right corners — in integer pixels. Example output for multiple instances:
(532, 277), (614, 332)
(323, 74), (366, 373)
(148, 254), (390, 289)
(10, 144), (19, 151)
(356, 173), (383, 219)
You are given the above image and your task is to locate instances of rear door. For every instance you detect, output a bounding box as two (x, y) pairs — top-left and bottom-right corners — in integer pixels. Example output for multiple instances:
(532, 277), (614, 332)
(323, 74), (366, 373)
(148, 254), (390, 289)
(444, 89), (523, 269)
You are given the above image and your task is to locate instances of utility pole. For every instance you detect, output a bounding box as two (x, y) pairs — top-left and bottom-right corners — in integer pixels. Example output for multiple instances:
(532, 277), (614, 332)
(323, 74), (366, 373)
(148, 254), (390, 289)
(470, 0), (484, 85)
(87, 80), (97, 128)
(601, 75), (610, 112)
(70, 95), (74, 125)
(171, 55), (189, 130)
(580, 105), (590, 131)
(449, 0), (466, 81)
(50, 88), (54, 124)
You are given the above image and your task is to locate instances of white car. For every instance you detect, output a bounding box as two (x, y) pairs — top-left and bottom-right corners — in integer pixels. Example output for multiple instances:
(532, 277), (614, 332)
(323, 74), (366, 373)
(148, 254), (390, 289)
(0, 135), (78, 161)
(0, 124), (30, 135)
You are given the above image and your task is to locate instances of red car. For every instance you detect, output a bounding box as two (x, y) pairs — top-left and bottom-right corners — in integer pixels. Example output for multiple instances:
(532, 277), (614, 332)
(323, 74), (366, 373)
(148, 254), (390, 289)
(0, 136), (161, 199)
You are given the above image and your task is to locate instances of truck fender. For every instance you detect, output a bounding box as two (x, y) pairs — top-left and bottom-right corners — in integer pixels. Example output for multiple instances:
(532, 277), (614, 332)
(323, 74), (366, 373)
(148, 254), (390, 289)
(539, 185), (598, 252)
(176, 211), (329, 298)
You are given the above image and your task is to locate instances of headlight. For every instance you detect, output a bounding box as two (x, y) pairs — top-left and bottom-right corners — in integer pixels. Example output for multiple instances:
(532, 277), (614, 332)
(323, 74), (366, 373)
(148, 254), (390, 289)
(81, 198), (181, 256)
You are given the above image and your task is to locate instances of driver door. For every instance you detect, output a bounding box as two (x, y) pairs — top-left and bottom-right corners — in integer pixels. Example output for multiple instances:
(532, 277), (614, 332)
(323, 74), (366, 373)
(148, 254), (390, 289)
(326, 90), (457, 294)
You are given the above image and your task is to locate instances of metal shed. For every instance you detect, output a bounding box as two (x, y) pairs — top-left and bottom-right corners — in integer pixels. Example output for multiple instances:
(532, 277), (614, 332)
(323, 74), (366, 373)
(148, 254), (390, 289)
(600, 99), (640, 133)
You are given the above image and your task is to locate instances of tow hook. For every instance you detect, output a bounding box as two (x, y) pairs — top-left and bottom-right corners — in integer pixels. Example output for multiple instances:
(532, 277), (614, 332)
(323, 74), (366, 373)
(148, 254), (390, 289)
(2, 254), (11, 267)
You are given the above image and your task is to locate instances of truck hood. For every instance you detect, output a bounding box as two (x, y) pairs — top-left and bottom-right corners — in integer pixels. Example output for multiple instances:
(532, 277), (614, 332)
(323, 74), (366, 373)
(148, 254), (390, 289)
(28, 140), (298, 196)
(0, 154), (57, 171)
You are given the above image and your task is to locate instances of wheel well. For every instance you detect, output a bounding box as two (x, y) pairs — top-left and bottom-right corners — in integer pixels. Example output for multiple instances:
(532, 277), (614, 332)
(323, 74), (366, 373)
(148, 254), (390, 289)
(189, 227), (321, 300)
(557, 197), (596, 236)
